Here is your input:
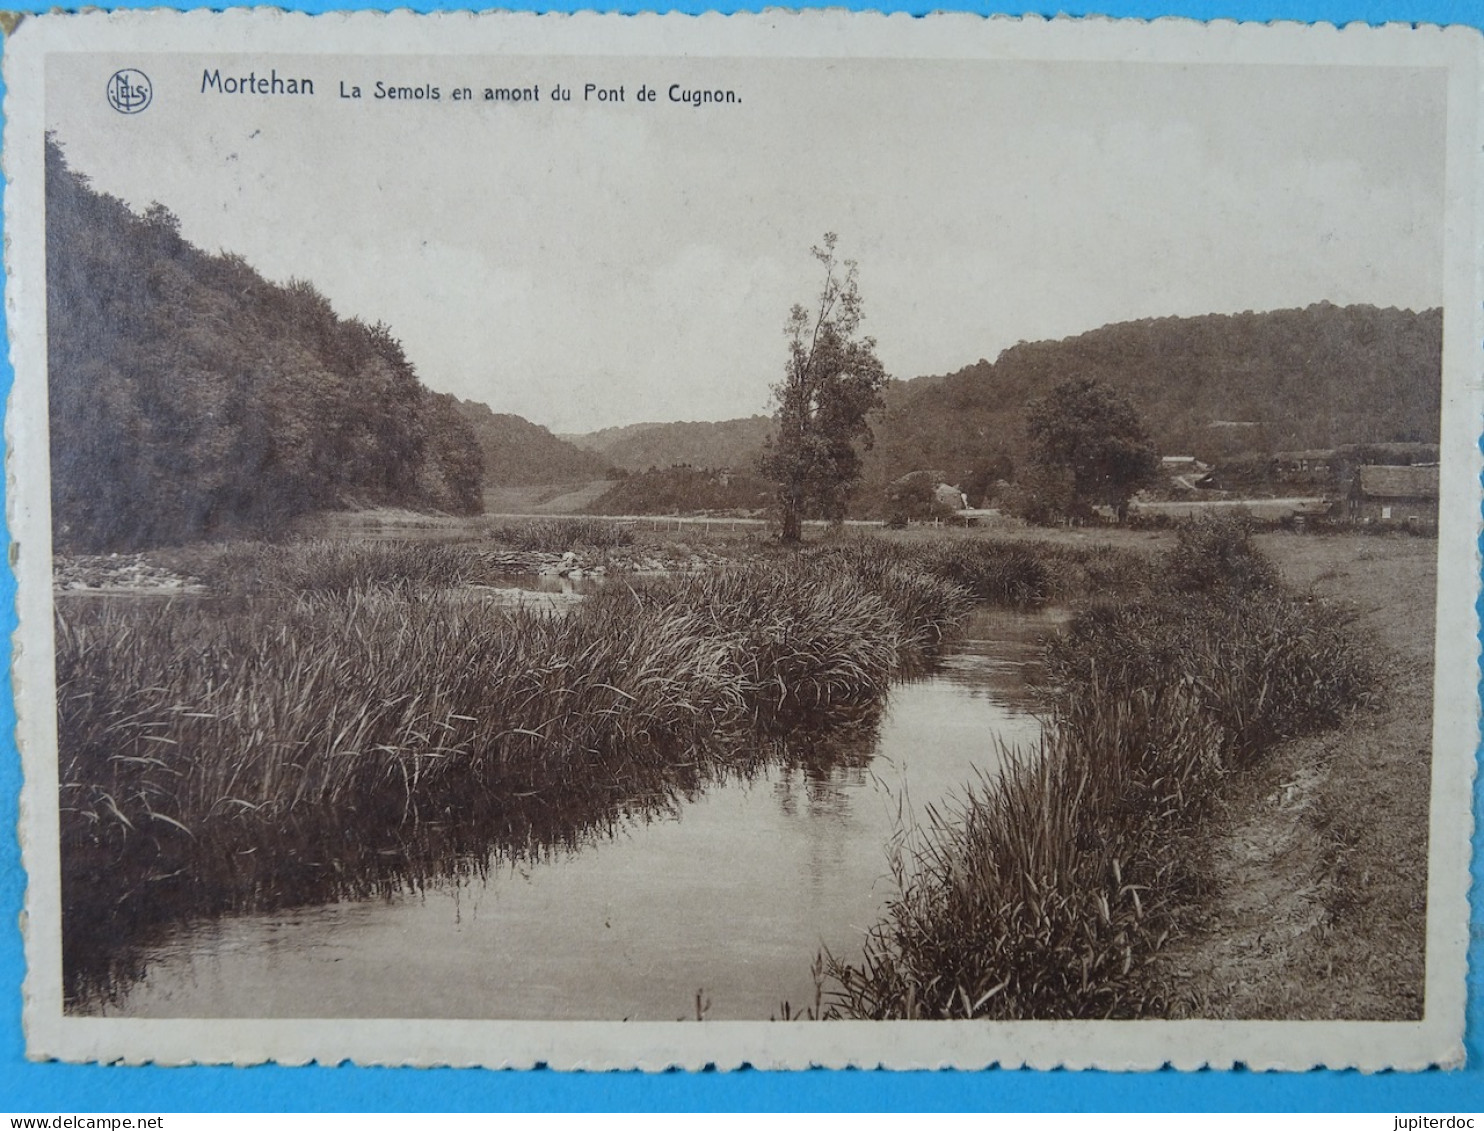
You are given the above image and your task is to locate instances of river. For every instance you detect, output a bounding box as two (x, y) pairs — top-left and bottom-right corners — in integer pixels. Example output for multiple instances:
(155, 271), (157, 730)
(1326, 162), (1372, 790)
(91, 607), (1055, 1020)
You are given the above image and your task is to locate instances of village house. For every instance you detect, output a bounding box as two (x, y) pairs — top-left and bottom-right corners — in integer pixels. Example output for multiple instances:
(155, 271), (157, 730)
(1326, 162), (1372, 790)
(1272, 448), (1334, 476)
(1160, 455), (1213, 491)
(934, 482), (969, 512)
(1346, 464), (1440, 527)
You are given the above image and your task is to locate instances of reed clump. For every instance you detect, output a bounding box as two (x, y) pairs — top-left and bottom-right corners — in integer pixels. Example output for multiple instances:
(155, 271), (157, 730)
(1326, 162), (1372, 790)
(821, 535), (1150, 608)
(821, 525), (1374, 1019)
(483, 516), (633, 552)
(180, 538), (478, 596)
(1163, 512), (1279, 596)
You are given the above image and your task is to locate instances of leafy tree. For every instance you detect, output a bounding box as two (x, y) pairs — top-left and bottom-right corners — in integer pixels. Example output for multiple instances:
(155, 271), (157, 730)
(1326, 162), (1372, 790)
(1024, 378), (1159, 521)
(419, 392), (486, 513)
(758, 234), (887, 542)
(1001, 463), (1076, 526)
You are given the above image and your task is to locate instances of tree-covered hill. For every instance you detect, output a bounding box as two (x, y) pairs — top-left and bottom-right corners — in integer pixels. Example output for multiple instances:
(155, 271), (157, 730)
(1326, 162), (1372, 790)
(566, 416), (773, 473)
(584, 465), (772, 515)
(450, 400), (614, 485)
(46, 137), (484, 552)
(858, 303), (1442, 499)
(560, 304), (1440, 516)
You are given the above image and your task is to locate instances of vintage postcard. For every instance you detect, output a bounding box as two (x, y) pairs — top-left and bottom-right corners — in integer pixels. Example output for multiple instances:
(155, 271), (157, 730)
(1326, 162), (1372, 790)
(4, 9), (1479, 1070)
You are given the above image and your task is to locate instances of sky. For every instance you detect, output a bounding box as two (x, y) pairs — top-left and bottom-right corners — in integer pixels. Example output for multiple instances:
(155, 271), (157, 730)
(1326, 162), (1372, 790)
(47, 53), (1448, 434)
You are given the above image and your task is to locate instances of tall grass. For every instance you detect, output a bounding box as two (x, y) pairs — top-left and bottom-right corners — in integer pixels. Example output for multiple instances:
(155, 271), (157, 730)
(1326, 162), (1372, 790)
(819, 535), (1150, 608)
(56, 544), (970, 1001)
(483, 517), (633, 552)
(171, 538), (477, 596)
(821, 527), (1374, 1019)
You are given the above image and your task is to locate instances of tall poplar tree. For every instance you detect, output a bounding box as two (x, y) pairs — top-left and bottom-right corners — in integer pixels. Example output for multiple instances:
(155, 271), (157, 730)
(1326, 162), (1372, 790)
(759, 234), (887, 543)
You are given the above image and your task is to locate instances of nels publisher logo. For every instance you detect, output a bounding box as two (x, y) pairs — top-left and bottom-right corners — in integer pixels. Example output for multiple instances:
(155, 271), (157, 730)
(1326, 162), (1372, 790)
(106, 69), (152, 114)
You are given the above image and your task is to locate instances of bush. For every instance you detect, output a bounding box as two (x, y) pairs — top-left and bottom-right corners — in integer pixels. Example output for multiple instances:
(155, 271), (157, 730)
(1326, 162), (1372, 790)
(1163, 514), (1279, 594)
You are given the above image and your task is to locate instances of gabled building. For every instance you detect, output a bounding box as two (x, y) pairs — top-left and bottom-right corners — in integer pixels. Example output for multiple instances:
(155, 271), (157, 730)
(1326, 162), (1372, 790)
(1347, 465), (1440, 526)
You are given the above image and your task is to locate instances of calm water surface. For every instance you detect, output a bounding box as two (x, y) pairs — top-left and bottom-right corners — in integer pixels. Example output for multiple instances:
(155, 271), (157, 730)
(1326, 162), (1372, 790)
(99, 607), (1055, 1020)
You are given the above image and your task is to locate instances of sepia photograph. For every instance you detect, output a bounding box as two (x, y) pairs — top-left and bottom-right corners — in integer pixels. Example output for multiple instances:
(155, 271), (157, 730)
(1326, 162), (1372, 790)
(5, 10), (1478, 1071)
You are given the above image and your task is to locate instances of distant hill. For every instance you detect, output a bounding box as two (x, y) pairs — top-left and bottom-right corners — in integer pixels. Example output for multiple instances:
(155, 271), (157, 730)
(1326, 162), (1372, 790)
(480, 304), (1443, 517)
(566, 416), (773, 472)
(559, 304), (1440, 516)
(585, 466), (773, 516)
(453, 400), (614, 485)
(858, 303), (1442, 500)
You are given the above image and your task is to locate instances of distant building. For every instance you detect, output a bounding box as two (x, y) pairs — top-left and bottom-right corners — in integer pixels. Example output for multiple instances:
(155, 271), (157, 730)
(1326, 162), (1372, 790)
(1273, 449), (1334, 475)
(934, 482), (969, 511)
(1160, 456), (1212, 492)
(1347, 465), (1440, 526)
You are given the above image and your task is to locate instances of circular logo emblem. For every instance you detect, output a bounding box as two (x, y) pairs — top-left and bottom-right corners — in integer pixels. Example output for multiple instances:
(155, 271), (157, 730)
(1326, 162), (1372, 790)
(106, 69), (153, 114)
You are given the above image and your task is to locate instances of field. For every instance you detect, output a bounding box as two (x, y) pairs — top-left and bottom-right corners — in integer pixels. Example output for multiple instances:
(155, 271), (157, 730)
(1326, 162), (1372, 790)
(481, 481), (620, 515)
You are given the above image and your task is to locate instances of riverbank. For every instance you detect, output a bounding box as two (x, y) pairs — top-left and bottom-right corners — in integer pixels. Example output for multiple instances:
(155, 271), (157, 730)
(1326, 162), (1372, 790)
(1150, 533), (1433, 1019)
(820, 519), (1382, 1019)
(58, 536), (988, 1003)
(89, 606), (1057, 1020)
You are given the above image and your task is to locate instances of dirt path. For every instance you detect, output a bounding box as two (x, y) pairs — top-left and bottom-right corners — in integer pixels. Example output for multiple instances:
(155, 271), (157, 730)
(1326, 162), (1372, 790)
(1156, 534), (1434, 1020)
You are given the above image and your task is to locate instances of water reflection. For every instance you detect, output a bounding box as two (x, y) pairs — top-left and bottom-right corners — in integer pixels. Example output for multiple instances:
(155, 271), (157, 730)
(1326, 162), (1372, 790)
(83, 609), (1053, 1020)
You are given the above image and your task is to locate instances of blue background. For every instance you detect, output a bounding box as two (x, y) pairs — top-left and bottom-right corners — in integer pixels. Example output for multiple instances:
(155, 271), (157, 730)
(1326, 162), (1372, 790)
(2, 0), (1481, 1111)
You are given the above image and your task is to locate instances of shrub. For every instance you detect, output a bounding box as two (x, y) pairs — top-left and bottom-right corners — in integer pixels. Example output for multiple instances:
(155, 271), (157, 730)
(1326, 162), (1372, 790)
(1163, 514), (1279, 595)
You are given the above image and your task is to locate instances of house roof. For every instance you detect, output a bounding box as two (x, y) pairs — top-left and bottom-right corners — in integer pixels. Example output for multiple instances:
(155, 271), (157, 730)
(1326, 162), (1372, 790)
(1356, 464), (1440, 500)
(1273, 449), (1334, 462)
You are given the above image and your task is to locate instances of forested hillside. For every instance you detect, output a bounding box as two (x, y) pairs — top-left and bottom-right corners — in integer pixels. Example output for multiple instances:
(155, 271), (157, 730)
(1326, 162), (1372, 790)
(858, 303), (1442, 499)
(558, 305), (1440, 515)
(452, 400), (614, 485)
(585, 466), (772, 515)
(46, 137), (484, 551)
(567, 416), (773, 472)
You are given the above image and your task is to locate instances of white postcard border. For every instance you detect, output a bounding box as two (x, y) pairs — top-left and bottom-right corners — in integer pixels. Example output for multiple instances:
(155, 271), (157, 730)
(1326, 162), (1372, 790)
(5, 8), (1479, 1070)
